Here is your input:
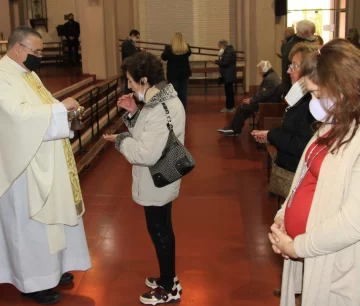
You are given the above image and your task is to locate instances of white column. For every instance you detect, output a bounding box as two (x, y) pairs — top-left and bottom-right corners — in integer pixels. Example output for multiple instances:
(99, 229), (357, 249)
(75, 0), (119, 79)
(0, 0), (12, 40)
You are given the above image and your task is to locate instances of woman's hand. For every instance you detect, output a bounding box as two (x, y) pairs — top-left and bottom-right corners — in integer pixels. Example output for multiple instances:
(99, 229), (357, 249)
(268, 225), (298, 260)
(117, 94), (137, 115)
(103, 134), (118, 142)
(242, 98), (251, 104)
(251, 130), (269, 144)
(269, 219), (287, 258)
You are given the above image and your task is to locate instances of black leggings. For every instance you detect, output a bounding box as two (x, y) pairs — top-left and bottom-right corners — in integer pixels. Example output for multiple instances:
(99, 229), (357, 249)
(144, 202), (175, 292)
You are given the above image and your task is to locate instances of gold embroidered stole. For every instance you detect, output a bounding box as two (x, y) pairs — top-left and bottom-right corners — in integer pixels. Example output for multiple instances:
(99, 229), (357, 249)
(23, 72), (84, 215)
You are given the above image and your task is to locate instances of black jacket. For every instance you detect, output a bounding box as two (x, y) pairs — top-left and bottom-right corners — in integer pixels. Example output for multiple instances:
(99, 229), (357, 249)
(161, 45), (191, 81)
(64, 20), (80, 40)
(121, 38), (139, 61)
(267, 93), (315, 172)
(281, 35), (309, 95)
(251, 68), (282, 107)
(215, 45), (237, 84)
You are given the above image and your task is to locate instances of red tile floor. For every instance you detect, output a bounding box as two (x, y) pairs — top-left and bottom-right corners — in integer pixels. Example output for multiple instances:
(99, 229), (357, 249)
(0, 88), (285, 305)
(39, 65), (91, 93)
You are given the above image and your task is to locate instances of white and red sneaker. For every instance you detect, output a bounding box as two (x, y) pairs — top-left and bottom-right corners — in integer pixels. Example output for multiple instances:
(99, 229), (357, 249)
(145, 276), (182, 294)
(140, 284), (180, 305)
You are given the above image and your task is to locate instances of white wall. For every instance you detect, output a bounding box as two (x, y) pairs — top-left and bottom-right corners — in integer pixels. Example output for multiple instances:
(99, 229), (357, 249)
(46, 0), (77, 41)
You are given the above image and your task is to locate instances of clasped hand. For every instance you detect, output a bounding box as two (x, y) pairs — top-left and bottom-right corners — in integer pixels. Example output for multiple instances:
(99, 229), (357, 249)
(251, 130), (269, 144)
(268, 219), (298, 260)
(117, 93), (137, 115)
(103, 94), (137, 142)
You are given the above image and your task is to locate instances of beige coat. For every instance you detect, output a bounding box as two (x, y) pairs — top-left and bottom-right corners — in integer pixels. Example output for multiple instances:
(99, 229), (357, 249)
(275, 123), (360, 306)
(115, 84), (186, 206)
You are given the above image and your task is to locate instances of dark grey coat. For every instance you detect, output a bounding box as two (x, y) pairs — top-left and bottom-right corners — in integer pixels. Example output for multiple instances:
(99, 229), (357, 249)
(251, 68), (282, 106)
(215, 45), (237, 84)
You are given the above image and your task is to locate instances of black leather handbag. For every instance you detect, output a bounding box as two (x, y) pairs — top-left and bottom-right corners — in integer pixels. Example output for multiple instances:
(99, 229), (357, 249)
(149, 102), (195, 188)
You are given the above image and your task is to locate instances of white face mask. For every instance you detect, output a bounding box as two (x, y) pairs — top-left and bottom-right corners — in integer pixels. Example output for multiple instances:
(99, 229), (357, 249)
(285, 77), (308, 107)
(309, 97), (335, 122)
(218, 48), (224, 56)
(137, 82), (145, 101)
(137, 81), (146, 102)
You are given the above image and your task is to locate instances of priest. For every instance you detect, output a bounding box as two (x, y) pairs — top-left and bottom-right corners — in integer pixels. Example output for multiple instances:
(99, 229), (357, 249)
(0, 27), (91, 304)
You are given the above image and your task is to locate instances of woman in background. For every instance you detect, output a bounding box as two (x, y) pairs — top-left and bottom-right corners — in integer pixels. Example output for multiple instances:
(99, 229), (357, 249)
(161, 33), (192, 109)
(269, 39), (360, 306)
(252, 42), (318, 173)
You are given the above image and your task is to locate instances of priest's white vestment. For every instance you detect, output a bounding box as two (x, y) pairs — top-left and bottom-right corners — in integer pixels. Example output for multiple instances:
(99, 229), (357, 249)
(0, 55), (91, 293)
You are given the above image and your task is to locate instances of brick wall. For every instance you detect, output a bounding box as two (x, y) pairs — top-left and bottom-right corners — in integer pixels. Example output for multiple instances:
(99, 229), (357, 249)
(138, 0), (237, 52)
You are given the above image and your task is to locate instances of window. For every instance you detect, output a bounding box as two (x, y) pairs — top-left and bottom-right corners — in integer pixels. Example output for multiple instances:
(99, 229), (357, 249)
(287, 0), (347, 43)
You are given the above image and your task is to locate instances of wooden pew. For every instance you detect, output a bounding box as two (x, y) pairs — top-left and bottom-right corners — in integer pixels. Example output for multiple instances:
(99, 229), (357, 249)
(190, 61), (246, 93)
(72, 75), (124, 174)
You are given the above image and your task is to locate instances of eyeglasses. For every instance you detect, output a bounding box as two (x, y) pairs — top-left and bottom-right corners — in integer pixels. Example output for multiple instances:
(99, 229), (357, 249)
(288, 63), (300, 71)
(20, 44), (43, 57)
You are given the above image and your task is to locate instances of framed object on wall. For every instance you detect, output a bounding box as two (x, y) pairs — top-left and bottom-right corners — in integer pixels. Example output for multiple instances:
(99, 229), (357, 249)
(26, 0), (48, 31)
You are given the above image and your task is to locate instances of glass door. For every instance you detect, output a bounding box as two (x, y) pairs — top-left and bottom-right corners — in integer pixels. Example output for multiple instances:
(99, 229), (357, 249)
(287, 0), (347, 43)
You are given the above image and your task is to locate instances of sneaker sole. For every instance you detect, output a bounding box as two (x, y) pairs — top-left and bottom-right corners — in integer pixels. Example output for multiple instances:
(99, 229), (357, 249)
(145, 279), (182, 295)
(139, 294), (180, 305)
(223, 134), (240, 137)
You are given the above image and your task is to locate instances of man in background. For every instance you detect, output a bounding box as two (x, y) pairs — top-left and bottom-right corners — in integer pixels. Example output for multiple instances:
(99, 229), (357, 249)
(64, 13), (80, 66)
(215, 39), (237, 113)
(281, 27), (295, 53)
(281, 20), (315, 95)
(121, 29), (141, 93)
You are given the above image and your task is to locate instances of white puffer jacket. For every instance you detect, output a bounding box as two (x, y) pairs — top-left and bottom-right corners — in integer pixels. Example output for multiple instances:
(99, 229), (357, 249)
(115, 84), (186, 206)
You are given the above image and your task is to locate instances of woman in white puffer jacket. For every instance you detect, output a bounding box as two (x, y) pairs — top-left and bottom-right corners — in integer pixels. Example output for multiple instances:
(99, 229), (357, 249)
(103, 52), (185, 305)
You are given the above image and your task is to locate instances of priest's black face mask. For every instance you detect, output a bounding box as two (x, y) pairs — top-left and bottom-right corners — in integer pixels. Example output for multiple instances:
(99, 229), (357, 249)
(23, 54), (42, 71)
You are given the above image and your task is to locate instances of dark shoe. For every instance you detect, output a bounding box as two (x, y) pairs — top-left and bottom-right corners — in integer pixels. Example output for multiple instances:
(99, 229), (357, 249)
(223, 132), (240, 137)
(145, 276), (182, 294)
(273, 287), (281, 296)
(22, 289), (61, 305)
(140, 284), (180, 305)
(59, 272), (74, 285)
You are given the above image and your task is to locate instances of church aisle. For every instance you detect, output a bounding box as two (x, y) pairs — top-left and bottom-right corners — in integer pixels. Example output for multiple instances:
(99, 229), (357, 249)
(0, 95), (283, 306)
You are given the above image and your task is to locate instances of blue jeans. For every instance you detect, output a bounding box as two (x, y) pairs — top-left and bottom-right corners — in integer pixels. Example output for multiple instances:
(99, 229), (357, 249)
(171, 79), (189, 109)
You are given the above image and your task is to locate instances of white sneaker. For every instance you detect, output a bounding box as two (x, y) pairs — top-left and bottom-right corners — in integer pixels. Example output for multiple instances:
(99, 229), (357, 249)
(145, 276), (182, 294)
(217, 128), (234, 133)
(140, 284), (180, 305)
(220, 107), (235, 113)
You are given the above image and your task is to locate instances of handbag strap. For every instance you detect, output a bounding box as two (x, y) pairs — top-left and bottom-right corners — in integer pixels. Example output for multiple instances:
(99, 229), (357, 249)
(160, 102), (173, 131)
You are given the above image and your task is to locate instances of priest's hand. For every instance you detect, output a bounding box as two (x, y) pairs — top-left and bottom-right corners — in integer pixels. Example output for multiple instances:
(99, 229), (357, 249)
(117, 94), (137, 115)
(103, 134), (118, 142)
(62, 97), (79, 112)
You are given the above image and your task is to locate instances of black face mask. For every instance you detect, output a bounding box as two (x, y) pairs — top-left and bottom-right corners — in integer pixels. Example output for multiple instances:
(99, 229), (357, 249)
(23, 54), (42, 71)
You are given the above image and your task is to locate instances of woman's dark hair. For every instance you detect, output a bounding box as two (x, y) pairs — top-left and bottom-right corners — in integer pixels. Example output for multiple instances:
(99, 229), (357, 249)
(301, 38), (360, 152)
(121, 52), (165, 86)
